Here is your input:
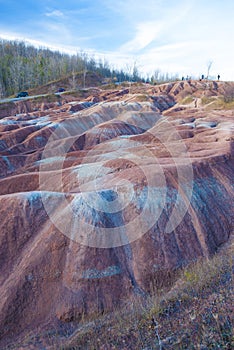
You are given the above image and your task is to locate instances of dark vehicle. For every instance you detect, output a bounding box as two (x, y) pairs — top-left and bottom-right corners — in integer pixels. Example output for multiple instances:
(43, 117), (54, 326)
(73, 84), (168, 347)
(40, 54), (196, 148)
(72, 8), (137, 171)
(56, 88), (65, 93)
(16, 91), (28, 98)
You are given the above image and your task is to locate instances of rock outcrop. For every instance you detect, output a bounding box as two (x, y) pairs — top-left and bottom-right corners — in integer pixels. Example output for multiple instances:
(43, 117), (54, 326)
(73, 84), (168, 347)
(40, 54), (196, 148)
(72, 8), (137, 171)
(0, 81), (233, 347)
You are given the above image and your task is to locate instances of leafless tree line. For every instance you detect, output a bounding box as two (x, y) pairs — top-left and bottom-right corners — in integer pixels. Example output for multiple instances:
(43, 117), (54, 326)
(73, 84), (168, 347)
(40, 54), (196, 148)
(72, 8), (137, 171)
(0, 39), (142, 98)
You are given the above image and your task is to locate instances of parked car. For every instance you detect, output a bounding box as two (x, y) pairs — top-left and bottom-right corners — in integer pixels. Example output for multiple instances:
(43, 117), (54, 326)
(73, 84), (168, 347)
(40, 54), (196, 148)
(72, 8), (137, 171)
(16, 91), (28, 98)
(56, 88), (65, 93)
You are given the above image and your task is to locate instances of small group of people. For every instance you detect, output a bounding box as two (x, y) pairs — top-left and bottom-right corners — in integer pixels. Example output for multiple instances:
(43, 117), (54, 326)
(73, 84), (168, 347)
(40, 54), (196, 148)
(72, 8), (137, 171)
(182, 74), (221, 81)
(181, 75), (191, 81)
(200, 74), (220, 81)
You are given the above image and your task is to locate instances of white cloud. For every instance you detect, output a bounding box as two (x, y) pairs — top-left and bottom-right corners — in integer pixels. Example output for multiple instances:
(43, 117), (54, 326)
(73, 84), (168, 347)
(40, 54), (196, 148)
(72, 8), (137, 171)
(103, 0), (164, 21)
(45, 10), (64, 18)
(1, 0), (234, 81)
(118, 0), (193, 53)
(120, 21), (162, 52)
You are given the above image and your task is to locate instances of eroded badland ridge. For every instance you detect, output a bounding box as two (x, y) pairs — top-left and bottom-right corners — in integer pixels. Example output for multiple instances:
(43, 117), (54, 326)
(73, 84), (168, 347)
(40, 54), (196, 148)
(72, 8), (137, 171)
(0, 80), (233, 349)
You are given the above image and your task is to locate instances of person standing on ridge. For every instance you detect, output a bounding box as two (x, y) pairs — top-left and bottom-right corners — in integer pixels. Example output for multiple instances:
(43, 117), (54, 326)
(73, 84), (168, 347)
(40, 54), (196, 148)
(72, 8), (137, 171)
(217, 74), (220, 80)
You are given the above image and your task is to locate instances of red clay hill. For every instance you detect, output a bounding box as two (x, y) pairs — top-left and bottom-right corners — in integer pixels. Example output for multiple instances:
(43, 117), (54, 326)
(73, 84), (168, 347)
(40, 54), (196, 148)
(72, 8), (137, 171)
(0, 80), (233, 348)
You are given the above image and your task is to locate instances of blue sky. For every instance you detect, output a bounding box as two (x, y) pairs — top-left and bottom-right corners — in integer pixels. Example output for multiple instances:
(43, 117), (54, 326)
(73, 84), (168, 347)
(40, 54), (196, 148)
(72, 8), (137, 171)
(0, 0), (233, 80)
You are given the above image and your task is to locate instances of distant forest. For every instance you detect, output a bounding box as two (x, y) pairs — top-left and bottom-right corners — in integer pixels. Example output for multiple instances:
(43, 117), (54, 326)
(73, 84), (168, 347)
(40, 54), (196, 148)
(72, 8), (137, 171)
(0, 39), (142, 97)
(0, 39), (179, 98)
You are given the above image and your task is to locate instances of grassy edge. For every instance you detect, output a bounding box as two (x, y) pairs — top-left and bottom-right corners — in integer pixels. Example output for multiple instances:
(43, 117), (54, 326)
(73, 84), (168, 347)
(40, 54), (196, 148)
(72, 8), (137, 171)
(6, 240), (232, 349)
(56, 240), (233, 350)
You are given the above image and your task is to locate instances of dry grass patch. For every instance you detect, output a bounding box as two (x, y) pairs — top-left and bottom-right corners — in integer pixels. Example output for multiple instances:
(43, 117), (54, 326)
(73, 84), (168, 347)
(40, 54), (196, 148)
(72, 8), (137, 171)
(4, 240), (233, 349)
(59, 242), (233, 350)
(180, 96), (194, 105)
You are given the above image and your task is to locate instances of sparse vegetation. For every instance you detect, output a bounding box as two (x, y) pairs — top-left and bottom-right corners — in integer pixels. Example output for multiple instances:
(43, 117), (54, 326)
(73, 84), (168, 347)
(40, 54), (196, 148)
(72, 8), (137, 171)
(201, 96), (217, 105)
(135, 94), (150, 102)
(223, 84), (234, 103)
(180, 96), (194, 105)
(0, 101), (14, 108)
(205, 84), (234, 109)
(9, 242), (232, 349)
(0, 39), (142, 98)
(57, 243), (233, 350)
(149, 70), (180, 85)
(99, 83), (119, 90)
(204, 97), (234, 110)
(30, 94), (61, 103)
(69, 250), (232, 349)
(200, 91), (234, 109)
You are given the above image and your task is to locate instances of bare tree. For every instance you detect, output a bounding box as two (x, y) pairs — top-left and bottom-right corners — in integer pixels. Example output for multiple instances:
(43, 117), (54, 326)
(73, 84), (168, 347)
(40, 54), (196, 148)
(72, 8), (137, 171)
(153, 69), (161, 83)
(125, 59), (139, 93)
(125, 62), (132, 93)
(149, 69), (161, 84)
(0, 80), (5, 98)
(81, 54), (88, 89)
(206, 60), (213, 79)
(0, 38), (145, 97)
(83, 66), (87, 89)
(70, 70), (77, 90)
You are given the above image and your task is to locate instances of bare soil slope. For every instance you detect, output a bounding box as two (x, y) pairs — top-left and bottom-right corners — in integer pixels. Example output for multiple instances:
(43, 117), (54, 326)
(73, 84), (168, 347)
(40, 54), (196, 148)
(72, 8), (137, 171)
(0, 81), (233, 348)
